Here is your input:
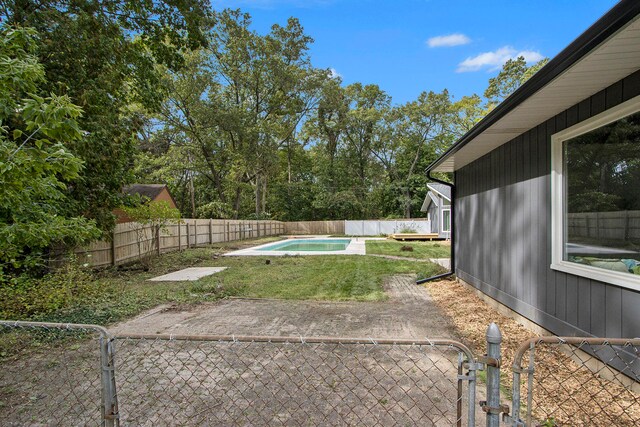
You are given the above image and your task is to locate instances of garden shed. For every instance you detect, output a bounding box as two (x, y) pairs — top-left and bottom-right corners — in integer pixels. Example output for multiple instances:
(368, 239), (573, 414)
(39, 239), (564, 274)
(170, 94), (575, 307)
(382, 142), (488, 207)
(428, 0), (640, 338)
(420, 183), (451, 239)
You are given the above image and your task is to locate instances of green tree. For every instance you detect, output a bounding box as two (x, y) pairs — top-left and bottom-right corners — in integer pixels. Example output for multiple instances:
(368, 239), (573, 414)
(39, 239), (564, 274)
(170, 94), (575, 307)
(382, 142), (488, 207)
(139, 9), (327, 219)
(484, 56), (549, 109)
(207, 10), (325, 217)
(372, 90), (453, 218)
(2, 0), (213, 231)
(0, 26), (100, 277)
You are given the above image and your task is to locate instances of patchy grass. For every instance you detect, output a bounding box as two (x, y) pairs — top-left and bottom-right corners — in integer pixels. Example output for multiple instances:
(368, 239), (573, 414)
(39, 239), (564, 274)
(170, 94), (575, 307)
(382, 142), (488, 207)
(6, 237), (444, 326)
(365, 239), (450, 259)
(209, 255), (442, 301)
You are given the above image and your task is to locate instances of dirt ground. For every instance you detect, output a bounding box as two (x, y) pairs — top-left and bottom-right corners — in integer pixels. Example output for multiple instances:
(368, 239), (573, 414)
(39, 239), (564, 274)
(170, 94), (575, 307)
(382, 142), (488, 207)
(423, 278), (640, 427)
(112, 274), (456, 339)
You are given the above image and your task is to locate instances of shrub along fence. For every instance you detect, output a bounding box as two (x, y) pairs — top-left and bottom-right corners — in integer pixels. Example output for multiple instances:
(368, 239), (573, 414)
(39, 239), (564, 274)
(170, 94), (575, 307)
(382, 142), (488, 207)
(55, 219), (285, 268)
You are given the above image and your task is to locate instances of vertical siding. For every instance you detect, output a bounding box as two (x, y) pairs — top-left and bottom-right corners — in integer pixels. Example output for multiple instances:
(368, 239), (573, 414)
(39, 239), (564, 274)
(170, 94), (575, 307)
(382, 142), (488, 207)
(455, 70), (640, 338)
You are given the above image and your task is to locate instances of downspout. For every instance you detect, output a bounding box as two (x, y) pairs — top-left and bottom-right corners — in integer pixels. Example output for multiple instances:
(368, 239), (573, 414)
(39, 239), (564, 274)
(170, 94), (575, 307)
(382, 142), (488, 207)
(416, 170), (455, 284)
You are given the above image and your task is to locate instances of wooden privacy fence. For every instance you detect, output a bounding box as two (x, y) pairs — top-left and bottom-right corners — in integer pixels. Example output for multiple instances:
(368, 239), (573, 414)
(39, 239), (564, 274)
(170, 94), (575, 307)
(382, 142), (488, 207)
(58, 218), (431, 268)
(64, 219), (285, 268)
(567, 210), (640, 242)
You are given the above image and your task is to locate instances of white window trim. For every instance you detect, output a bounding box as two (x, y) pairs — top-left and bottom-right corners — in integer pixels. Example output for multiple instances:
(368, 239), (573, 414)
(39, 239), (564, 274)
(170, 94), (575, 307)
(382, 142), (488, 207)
(550, 94), (640, 292)
(441, 208), (451, 233)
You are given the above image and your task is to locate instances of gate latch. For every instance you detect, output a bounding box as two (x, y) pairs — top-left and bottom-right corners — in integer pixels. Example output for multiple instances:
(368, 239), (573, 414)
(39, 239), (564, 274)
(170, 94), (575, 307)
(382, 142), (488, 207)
(476, 355), (500, 368)
(479, 400), (510, 415)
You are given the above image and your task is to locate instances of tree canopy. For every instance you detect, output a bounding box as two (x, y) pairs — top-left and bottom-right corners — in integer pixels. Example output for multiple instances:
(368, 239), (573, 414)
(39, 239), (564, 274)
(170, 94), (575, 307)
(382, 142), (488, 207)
(0, 4), (550, 279)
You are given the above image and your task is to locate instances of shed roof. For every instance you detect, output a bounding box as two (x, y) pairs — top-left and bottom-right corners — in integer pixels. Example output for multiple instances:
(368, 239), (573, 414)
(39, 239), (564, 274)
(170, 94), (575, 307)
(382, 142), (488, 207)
(420, 183), (452, 212)
(429, 0), (640, 173)
(427, 183), (451, 201)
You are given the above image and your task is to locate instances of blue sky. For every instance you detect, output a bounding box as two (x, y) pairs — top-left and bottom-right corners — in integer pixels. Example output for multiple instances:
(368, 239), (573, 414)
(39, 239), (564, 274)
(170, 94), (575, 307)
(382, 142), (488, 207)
(213, 0), (619, 104)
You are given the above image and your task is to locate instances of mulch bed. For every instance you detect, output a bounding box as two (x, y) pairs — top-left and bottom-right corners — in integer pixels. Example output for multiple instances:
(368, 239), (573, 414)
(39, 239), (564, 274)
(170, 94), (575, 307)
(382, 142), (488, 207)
(422, 278), (640, 426)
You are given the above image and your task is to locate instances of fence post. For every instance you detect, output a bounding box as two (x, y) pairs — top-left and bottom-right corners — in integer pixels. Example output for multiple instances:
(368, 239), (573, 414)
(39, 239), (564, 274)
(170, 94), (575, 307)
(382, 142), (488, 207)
(111, 230), (117, 266)
(100, 336), (119, 427)
(156, 226), (161, 256)
(484, 323), (502, 427)
(209, 219), (213, 244)
(186, 223), (190, 248)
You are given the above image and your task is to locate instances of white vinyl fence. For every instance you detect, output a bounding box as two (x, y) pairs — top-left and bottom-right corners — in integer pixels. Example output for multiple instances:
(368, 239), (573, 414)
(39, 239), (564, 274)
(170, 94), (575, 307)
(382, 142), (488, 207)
(344, 219), (431, 236)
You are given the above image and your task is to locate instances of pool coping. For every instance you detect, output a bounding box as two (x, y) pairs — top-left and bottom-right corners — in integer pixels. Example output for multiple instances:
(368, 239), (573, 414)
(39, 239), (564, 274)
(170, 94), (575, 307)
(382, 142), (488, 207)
(223, 237), (384, 256)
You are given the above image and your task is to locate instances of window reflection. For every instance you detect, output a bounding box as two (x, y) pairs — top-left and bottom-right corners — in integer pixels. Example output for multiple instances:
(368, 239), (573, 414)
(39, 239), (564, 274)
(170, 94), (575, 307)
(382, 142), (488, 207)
(564, 111), (640, 275)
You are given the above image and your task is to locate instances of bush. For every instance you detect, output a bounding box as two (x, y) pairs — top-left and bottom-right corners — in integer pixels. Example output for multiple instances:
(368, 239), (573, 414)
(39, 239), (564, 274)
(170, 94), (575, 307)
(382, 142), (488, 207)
(0, 257), (103, 319)
(398, 227), (417, 234)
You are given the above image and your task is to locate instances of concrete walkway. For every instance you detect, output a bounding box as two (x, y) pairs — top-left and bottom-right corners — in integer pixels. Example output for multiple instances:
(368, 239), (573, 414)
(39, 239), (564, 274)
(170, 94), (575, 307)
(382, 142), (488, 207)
(112, 275), (457, 339)
(148, 267), (227, 281)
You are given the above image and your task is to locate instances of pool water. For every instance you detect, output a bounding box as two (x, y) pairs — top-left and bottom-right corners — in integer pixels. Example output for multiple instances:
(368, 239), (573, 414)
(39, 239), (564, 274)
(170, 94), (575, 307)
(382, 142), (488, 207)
(257, 239), (351, 252)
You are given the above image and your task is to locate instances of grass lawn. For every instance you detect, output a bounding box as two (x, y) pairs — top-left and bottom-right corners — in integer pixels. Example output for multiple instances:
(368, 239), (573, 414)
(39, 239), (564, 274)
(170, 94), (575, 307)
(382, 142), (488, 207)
(365, 239), (450, 259)
(18, 237), (445, 326)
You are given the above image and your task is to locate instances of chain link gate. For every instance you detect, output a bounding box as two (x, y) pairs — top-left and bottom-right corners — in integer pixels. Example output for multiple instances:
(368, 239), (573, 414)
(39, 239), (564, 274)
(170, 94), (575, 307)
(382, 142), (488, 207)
(0, 321), (117, 425)
(1, 321), (481, 426)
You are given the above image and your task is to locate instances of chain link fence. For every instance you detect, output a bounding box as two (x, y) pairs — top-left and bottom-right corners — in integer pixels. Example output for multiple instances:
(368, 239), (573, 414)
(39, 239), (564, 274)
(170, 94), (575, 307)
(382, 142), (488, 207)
(0, 321), (114, 426)
(4, 320), (640, 426)
(0, 321), (478, 426)
(511, 337), (640, 426)
(113, 334), (477, 426)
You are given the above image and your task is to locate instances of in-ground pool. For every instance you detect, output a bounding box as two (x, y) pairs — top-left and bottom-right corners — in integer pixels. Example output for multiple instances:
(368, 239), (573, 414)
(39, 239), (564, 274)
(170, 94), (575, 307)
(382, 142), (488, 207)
(257, 238), (351, 252)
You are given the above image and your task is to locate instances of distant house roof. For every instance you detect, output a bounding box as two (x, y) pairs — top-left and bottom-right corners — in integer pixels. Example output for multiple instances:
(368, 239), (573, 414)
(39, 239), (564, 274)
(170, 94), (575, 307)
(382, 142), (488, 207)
(124, 184), (169, 201)
(427, 183), (451, 201)
(420, 183), (452, 212)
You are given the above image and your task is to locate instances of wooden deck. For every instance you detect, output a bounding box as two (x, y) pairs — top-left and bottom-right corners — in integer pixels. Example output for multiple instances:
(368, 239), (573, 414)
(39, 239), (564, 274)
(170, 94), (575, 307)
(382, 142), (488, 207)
(389, 233), (440, 241)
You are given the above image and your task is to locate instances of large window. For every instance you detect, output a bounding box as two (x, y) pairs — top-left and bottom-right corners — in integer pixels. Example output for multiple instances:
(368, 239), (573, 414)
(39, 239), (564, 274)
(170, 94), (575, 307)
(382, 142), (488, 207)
(551, 96), (640, 290)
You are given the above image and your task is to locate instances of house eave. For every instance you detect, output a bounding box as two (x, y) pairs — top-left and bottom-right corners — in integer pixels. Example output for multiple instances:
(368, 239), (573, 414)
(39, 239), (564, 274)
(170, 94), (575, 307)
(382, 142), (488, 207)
(428, 0), (640, 173)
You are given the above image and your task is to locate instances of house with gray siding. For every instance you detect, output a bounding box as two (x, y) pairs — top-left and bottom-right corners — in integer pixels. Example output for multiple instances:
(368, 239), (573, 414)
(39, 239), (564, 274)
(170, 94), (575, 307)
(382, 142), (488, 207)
(427, 0), (640, 339)
(420, 183), (451, 239)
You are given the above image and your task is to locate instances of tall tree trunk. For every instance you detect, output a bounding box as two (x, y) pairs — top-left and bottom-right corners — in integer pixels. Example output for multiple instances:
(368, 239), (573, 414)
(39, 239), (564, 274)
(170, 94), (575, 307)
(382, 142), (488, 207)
(233, 187), (241, 219)
(403, 188), (412, 218)
(262, 177), (267, 214)
(255, 174), (262, 216)
(189, 171), (196, 218)
(287, 138), (292, 183)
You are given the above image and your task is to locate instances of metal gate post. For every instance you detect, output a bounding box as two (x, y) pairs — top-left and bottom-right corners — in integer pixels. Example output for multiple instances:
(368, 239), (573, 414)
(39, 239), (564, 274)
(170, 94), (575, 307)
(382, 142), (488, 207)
(485, 323), (502, 427)
(100, 336), (119, 427)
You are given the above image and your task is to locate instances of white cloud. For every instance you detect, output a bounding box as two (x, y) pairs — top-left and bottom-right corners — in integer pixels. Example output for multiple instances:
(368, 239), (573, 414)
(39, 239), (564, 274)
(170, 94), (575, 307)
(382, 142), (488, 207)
(457, 46), (544, 72)
(427, 33), (471, 48)
(329, 68), (341, 79)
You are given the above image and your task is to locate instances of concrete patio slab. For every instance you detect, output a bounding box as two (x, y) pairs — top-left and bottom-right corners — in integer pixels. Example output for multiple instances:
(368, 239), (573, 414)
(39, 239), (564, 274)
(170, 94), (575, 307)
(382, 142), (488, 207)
(148, 267), (227, 282)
